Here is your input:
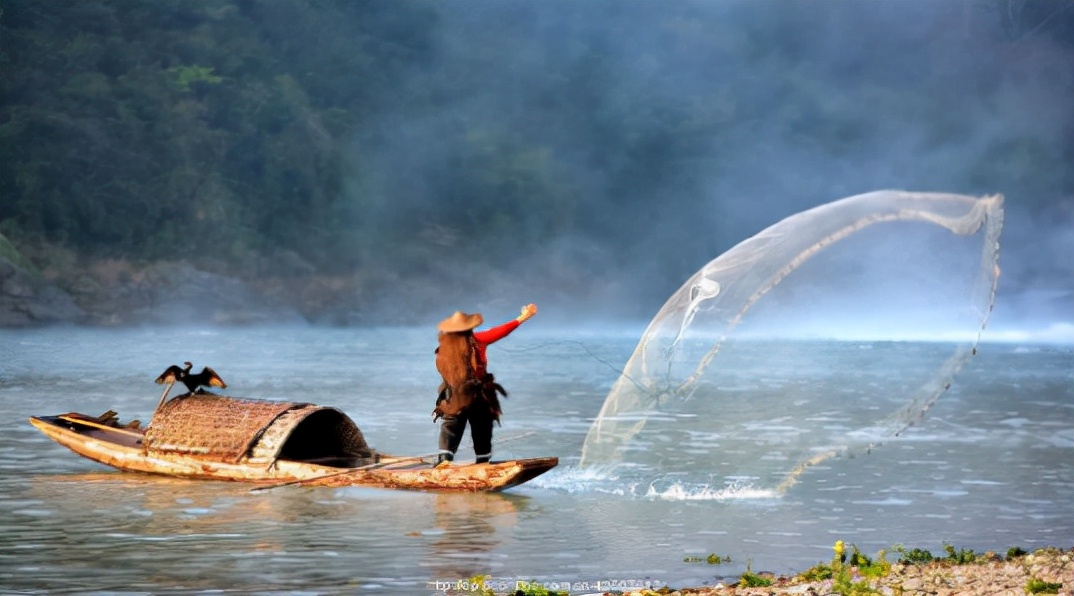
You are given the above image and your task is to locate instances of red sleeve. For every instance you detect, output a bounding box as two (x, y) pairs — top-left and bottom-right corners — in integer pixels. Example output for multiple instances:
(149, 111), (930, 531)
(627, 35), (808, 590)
(473, 319), (521, 345)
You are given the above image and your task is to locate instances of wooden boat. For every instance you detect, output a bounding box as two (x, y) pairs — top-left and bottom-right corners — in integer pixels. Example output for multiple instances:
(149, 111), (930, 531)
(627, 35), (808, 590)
(28, 393), (557, 492)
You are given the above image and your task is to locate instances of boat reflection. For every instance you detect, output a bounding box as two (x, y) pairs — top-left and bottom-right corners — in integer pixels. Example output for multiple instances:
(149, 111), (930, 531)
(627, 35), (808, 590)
(17, 471), (528, 590)
(422, 491), (526, 580)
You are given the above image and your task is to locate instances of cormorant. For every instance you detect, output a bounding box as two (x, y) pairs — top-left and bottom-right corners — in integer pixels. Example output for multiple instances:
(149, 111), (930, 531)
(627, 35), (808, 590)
(155, 361), (227, 394)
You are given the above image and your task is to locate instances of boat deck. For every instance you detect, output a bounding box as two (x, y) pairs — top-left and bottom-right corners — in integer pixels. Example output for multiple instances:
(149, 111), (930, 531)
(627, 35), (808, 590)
(30, 410), (557, 491)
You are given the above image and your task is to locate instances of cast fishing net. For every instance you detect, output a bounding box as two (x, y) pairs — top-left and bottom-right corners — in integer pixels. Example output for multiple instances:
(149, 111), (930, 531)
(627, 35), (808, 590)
(580, 191), (1004, 493)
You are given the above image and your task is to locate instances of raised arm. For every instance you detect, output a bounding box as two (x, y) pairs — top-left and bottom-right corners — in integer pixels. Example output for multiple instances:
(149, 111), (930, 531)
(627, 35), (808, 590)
(474, 304), (537, 344)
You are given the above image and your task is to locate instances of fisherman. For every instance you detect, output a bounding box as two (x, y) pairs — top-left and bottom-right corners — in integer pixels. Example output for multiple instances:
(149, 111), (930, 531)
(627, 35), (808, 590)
(433, 303), (537, 466)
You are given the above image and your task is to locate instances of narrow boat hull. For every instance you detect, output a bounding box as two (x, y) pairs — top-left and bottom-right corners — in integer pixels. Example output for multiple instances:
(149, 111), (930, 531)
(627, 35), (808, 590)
(29, 415), (556, 492)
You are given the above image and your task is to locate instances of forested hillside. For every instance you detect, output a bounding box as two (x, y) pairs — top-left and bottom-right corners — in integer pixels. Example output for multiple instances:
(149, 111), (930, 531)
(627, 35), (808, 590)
(2, 0), (1072, 325)
(2, 1), (439, 268)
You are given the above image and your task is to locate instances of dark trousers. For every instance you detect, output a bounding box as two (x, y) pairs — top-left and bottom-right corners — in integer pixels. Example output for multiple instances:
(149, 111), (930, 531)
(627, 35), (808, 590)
(438, 407), (494, 463)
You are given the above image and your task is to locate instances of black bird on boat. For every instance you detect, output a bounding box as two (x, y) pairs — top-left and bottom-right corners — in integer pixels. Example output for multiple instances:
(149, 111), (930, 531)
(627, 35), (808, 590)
(155, 361), (227, 394)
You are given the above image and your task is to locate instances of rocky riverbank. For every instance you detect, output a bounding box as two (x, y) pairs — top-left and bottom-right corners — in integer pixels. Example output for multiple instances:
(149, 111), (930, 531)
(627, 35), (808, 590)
(1, 254), (304, 327)
(620, 547), (1072, 596)
(0, 247), (437, 328)
(0, 235), (538, 328)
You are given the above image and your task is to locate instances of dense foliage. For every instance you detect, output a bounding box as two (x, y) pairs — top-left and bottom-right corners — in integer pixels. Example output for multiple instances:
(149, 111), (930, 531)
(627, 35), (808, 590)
(2, 0), (1072, 303)
(1, 0), (439, 271)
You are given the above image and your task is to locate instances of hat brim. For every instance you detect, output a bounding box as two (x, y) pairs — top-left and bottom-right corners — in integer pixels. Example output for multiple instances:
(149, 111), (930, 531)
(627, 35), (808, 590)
(438, 311), (483, 333)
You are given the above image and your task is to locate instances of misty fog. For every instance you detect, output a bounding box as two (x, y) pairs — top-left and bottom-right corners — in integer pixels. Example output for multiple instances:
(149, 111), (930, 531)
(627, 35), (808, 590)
(344, 0), (1073, 334)
(2, 0), (1071, 337)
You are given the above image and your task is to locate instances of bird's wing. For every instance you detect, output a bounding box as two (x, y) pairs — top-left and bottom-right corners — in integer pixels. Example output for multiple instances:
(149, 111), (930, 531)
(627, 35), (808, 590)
(155, 365), (184, 384)
(204, 367), (227, 388)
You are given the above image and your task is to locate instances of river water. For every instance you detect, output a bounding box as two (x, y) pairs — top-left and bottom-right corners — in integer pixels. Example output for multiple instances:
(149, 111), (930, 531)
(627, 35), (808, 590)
(1, 326), (1071, 594)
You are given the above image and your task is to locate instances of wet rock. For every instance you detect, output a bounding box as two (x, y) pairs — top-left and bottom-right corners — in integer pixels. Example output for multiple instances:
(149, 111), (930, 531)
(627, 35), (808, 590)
(130, 263), (305, 326)
(900, 576), (925, 592)
(0, 257), (87, 327)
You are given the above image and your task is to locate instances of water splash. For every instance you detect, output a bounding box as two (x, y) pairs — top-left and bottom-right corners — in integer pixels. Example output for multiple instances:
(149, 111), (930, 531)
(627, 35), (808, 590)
(643, 479), (777, 501)
(531, 466), (779, 501)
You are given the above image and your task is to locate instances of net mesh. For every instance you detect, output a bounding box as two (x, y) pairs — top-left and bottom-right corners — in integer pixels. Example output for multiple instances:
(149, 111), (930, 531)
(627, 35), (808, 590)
(580, 191), (1004, 490)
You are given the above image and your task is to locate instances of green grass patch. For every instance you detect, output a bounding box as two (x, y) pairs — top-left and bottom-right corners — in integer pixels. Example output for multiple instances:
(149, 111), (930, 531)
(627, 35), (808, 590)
(706, 552), (730, 565)
(1006, 546), (1028, 559)
(512, 581), (569, 596)
(739, 570), (772, 588)
(894, 545), (935, 564)
(1026, 577), (1063, 594)
(797, 562), (833, 582)
(942, 543), (978, 564)
(832, 569), (881, 596)
(739, 560), (772, 588)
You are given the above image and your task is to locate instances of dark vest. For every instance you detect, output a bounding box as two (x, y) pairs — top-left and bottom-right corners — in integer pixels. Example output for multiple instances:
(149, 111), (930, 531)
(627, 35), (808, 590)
(433, 337), (507, 422)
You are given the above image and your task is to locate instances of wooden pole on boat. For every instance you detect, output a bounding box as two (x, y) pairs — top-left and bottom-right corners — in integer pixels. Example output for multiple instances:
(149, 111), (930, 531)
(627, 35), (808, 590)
(153, 381), (175, 415)
(58, 415), (145, 439)
(250, 431), (539, 493)
(249, 452), (442, 493)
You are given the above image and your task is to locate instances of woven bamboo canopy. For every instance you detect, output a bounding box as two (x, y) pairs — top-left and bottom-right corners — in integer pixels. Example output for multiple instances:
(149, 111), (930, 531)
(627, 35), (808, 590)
(145, 394), (373, 464)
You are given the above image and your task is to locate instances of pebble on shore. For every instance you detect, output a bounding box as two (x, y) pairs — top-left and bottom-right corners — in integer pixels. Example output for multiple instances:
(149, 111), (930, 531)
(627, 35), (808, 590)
(614, 547), (1072, 596)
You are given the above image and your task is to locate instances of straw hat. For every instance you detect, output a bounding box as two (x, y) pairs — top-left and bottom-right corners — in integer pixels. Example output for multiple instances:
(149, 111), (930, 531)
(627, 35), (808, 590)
(437, 311), (483, 333)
